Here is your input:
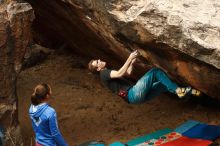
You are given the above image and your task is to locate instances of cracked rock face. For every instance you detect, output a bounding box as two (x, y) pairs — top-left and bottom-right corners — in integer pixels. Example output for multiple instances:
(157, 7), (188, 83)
(0, 1), (34, 145)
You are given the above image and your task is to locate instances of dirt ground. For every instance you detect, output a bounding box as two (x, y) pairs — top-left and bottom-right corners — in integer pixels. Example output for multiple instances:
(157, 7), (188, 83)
(17, 52), (220, 146)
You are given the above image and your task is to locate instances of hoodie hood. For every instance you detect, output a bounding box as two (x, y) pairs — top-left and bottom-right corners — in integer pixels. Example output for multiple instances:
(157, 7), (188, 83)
(29, 103), (49, 118)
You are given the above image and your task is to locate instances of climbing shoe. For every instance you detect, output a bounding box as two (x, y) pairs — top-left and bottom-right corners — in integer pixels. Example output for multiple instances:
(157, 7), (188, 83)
(176, 87), (201, 99)
(191, 88), (201, 96)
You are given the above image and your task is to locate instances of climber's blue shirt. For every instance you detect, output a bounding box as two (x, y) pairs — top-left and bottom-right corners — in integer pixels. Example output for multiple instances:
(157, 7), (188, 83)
(29, 103), (68, 146)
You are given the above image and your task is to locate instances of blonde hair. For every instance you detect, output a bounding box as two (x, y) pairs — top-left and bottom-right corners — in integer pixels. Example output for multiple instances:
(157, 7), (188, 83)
(88, 59), (98, 73)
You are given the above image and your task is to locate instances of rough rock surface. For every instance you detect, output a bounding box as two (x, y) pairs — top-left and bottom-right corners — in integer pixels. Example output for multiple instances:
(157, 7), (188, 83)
(26, 0), (220, 98)
(0, 0), (34, 145)
(110, 0), (220, 69)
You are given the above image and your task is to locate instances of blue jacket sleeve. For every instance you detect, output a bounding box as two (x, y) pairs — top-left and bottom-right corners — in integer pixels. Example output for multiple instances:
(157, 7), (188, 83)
(49, 111), (68, 146)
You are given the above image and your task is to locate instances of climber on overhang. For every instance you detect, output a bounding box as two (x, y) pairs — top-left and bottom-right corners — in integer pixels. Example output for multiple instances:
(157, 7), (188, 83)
(88, 50), (201, 104)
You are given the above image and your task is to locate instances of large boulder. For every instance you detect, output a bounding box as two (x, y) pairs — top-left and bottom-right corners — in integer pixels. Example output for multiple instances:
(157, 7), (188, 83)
(110, 0), (220, 68)
(26, 0), (220, 98)
(0, 0), (34, 145)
